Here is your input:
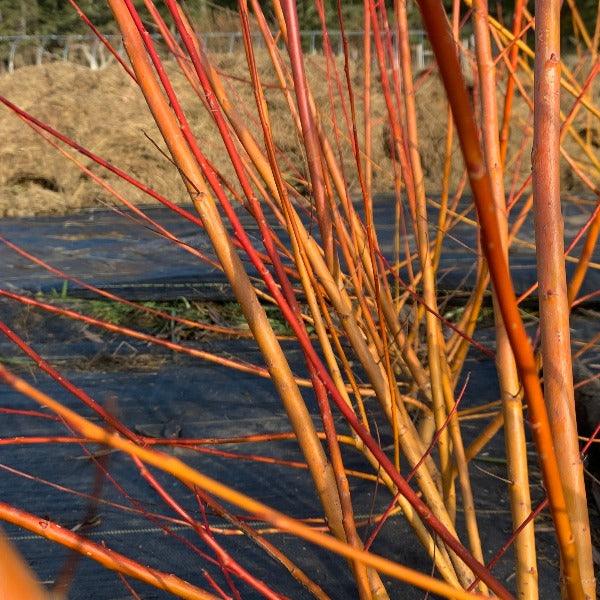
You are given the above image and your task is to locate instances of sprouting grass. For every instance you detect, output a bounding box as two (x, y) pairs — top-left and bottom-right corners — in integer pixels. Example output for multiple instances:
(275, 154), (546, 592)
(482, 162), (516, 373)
(34, 291), (296, 336)
(0, 0), (598, 598)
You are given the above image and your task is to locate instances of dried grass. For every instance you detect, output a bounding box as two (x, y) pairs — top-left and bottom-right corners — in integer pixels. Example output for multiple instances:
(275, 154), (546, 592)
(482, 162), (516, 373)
(0, 56), (595, 217)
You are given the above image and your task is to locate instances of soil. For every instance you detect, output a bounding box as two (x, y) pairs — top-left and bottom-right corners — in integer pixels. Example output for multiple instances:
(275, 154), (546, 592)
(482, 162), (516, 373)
(0, 55), (599, 598)
(0, 57), (596, 218)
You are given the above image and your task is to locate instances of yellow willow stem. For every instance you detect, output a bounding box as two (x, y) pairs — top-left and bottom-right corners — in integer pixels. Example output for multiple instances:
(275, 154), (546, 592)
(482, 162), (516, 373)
(532, 1), (595, 596)
(416, 1), (584, 597)
(433, 106), (455, 273)
(432, 0), (460, 275)
(585, 6), (600, 151)
(438, 339), (485, 591)
(107, 0), (351, 563)
(447, 265), (488, 378)
(461, 0), (600, 121)
(394, 0), (455, 519)
(0, 364), (485, 600)
(306, 239), (477, 585)
(472, 2), (538, 598)
(564, 0), (593, 51)
(496, 43), (600, 178)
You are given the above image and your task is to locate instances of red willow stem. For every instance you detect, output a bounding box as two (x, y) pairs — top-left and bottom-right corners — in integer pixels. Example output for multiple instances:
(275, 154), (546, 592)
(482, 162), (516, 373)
(193, 496), (243, 600)
(131, 456), (281, 600)
(0, 408), (58, 420)
(0, 461), (190, 528)
(0, 96), (203, 229)
(116, 573), (144, 600)
(262, 0), (495, 366)
(364, 375), (470, 552)
(17, 413), (231, 576)
(0, 289), (281, 382)
(315, 0), (354, 160)
(193, 489), (332, 600)
(201, 571), (230, 600)
(0, 234), (251, 339)
(415, 1), (583, 596)
(332, 1), (401, 478)
(109, 4), (512, 594)
(67, 0), (136, 80)
(493, 20), (535, 69)
(468, 419), (600, 592)
(0, 320), (139, 441)
(279, 0), (335, 271)
(362, 0), (373, 197)
(0, 96), (286, 276)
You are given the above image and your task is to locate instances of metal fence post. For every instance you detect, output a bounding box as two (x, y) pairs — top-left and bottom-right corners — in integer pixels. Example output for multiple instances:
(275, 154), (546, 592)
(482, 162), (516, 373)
(416, 42), (424, 70)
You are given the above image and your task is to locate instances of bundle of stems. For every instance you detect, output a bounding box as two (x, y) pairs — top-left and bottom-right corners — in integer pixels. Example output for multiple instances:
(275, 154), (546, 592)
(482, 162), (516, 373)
(0, 0), (599, 598)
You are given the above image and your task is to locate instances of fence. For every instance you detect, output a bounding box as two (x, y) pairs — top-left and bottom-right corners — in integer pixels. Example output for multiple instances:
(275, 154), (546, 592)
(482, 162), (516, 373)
(0, 30), (474, 74)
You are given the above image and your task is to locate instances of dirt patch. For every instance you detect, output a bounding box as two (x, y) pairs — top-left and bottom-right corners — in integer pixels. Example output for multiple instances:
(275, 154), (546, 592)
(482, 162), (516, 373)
(0, 58), (596, 217)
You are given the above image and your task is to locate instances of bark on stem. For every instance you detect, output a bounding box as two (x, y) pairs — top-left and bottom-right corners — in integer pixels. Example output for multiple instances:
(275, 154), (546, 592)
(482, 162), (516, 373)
(415, 1), (584, 597)
(532, 2), (595, 597)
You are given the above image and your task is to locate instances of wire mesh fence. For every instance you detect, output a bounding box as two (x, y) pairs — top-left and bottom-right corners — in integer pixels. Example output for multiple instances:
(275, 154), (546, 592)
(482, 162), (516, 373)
(0, 30), (475, 74)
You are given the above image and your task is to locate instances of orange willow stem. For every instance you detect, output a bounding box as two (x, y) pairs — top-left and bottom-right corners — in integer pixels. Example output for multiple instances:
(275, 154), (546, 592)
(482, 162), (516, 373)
(568, 206), (600, 305)
(0, 364), (485, 600)
(415, 2), (584, 598)
(499, 0), (527, 166)
(472, 2), (537, 597)
(0, 503), (218, 600)
(106, 4), (510, 597)
(363, 0), (372, 198)
(0, 528), (48, 600)
(532, 1), (595, 597)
